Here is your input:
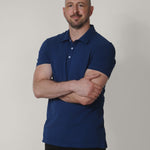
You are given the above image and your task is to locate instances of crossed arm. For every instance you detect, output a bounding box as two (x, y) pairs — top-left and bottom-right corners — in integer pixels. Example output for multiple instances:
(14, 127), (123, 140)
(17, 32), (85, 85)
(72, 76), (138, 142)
(33, 64), (108, 105)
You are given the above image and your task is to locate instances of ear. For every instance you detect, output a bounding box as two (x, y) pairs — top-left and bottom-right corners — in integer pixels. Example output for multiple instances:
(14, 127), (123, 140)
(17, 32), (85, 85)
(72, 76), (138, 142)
(89, 6), (94, 16)
(63, 7), (65, 17)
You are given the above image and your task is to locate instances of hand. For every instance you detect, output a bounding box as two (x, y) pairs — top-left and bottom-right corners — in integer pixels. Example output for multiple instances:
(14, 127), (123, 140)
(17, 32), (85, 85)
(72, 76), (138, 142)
(73, 74), (102, 99)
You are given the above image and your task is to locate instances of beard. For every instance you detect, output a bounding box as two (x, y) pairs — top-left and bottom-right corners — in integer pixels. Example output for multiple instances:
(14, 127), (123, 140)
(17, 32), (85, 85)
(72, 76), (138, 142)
(65, 12), (90, 29)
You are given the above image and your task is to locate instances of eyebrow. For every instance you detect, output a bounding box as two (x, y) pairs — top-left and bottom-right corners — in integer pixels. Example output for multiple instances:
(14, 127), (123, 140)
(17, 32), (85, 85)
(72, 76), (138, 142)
(66, 2), (73, 6)
(78, 2), (86, 4)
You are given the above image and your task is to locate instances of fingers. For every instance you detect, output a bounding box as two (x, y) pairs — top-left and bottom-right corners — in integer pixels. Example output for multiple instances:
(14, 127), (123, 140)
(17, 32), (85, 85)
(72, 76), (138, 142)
(88, 88), (101, 99)
(94, 83), (102, 91)
(88, 93), (99, 101)
(83, 86), (102, 105)
(89, 83), (102, 98)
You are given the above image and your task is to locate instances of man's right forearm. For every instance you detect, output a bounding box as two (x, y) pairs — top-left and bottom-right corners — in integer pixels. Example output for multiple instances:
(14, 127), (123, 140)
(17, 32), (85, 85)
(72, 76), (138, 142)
(33, 79), (77, 99)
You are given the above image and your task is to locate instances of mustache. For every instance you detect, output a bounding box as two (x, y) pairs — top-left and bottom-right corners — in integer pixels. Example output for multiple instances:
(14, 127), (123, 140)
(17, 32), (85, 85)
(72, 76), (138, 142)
(71, 14), (82, 17)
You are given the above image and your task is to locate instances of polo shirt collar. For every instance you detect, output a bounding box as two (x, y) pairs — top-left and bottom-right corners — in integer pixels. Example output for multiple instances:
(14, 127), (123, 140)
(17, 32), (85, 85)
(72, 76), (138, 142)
(61, 25), (96, 44)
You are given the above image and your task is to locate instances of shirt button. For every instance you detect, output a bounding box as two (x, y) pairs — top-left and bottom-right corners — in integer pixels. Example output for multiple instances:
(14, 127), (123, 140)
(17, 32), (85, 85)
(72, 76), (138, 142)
(71, 47), (74, 50)
(68, 56), (71, 59)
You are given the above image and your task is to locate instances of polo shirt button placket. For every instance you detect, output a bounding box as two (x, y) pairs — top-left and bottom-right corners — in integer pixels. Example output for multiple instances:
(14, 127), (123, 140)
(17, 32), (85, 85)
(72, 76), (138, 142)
(67, 46), (74, 60)
(68, 55), (71, 59)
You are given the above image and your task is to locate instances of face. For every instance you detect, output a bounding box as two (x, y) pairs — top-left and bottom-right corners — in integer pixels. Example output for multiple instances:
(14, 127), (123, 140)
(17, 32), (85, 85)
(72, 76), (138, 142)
(63, 0), (93, 29)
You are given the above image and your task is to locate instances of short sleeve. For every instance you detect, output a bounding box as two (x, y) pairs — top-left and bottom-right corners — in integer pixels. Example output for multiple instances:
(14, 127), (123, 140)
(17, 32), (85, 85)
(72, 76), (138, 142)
(88, 42), (116, 78)
(36, 39), (51, 66)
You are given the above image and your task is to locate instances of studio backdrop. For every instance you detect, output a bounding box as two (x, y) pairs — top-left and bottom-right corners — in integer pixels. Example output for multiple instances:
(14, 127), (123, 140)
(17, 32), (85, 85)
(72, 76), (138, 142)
(0, 0), (150, 150)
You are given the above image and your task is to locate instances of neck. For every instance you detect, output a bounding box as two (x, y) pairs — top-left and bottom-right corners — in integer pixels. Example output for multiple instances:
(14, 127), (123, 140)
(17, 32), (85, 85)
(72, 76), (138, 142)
(69, 22), (90, 42)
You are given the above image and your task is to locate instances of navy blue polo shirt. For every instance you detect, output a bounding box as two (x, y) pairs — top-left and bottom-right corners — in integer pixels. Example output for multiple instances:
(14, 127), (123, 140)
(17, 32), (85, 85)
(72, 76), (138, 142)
(36, 25), (116, 148)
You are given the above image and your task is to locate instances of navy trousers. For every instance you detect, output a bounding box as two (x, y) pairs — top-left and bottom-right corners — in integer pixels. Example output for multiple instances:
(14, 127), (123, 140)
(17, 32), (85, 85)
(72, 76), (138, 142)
(45, 144), (106, 150)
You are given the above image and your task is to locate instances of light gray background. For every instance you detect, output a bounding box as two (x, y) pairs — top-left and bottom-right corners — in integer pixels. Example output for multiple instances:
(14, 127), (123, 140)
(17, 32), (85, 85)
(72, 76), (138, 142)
(0, 0), (150, 150)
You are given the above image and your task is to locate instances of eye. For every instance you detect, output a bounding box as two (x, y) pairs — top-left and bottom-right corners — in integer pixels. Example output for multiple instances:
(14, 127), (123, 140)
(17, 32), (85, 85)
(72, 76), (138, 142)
(79, 4), (84, 7)
(67, 3), (73, 7)
(78, 3), (85, 8)
(68, 4), (73, 7)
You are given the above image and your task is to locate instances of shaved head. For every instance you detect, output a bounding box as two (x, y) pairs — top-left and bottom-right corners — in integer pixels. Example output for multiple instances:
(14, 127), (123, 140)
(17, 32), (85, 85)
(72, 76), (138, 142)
(86, 0), (91, 6)
(65, 0), (91, 6)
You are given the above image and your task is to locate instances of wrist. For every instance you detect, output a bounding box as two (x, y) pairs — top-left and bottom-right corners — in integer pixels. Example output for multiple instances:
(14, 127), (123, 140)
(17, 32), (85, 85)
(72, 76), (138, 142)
(68, 80), (78, 92)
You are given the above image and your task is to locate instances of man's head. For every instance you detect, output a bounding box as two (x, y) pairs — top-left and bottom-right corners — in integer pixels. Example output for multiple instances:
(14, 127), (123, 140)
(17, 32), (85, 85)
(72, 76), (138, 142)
(63, 0), (93, 29)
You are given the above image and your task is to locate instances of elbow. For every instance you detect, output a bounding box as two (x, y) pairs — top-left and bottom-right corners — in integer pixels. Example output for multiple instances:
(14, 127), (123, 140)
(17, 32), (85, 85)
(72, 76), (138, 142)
(34, 92), (41, 99)
(33, 86), (42, 99)
(33, 90), (41, 99)
(33, 86), (53, 99)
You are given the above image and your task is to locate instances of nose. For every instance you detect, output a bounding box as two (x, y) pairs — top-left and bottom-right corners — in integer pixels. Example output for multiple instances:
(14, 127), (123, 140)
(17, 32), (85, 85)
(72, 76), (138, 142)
(73, 5), (79, 14)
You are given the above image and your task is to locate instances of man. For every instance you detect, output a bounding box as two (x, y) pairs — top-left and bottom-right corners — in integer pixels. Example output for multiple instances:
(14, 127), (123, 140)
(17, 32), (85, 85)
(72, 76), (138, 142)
(33, 0), (116, 150)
